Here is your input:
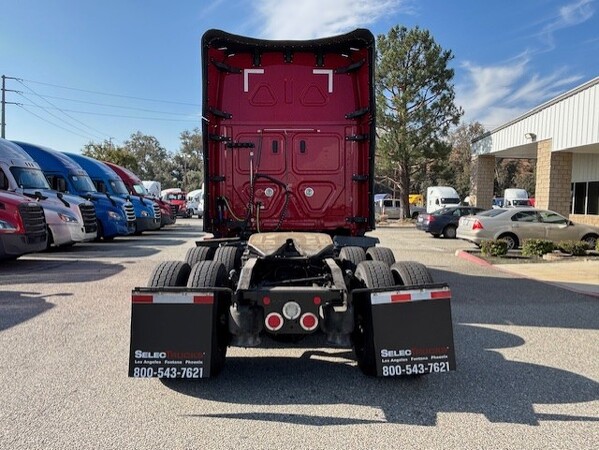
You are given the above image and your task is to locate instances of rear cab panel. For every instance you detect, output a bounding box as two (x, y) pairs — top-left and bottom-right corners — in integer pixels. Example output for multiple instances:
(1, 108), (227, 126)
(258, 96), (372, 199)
(202, 29), (375, 238)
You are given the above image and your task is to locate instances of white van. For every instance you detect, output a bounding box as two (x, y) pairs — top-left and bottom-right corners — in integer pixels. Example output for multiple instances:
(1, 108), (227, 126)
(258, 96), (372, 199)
(426, 186), (460, 213)
(504, 188), (531, 207)
(375, 198), (425, 219)
(186, 189), (204, 218)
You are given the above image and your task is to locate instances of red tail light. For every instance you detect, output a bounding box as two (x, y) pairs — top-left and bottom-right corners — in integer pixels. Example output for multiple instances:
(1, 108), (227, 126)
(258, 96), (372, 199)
(428, 215), (435, 222)
(300, 313), (318, 331)
(472, 219), (484, 230)
(265, 312), (284, 331)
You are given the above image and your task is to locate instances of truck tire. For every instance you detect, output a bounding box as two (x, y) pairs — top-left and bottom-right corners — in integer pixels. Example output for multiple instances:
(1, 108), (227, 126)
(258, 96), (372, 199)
(338, 246), (366, 273)
(147, 261), (191, 287)
(186, 261), (230, 376)
(366, 246), (396, 266)
(185, 246), (215, 267)
(352, 261), (394, 376)
(213, 246), (241, 273)
(187, 260), (228, 288)
(390, 261), (434, 286)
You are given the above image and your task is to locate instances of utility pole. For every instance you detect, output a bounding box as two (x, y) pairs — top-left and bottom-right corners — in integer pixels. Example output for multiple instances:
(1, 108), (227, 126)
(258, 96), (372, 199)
(1, 75), (22, 138)
(1, 75), (6, 138)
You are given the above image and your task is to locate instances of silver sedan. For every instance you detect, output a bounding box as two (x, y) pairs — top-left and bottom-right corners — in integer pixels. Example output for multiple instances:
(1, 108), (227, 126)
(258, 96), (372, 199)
(457, 208), (599, 250)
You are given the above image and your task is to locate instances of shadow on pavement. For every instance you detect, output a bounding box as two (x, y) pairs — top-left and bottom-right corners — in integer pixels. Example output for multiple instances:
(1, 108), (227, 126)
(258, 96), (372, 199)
(0, 290), (59, 332)
(0, 259), (125, 285)
(162, 269), (599, 426)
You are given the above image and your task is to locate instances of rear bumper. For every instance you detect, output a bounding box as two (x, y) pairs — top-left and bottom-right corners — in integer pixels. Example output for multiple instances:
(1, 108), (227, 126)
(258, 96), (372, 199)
(129, 283), (456, 379)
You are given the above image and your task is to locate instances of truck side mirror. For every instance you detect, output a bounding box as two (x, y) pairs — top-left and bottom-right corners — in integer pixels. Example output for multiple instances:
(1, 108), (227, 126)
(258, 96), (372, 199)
(57, 178), (67, 192)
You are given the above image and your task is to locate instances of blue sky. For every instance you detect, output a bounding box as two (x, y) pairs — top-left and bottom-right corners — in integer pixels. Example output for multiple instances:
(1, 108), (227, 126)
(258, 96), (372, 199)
(1, 0), (597, 154)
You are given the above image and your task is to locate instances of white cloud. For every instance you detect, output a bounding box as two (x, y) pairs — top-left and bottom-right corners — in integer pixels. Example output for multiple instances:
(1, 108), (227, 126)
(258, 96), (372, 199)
(538, 0), (595, 49)
(456, 57), (583, 130)
(252, 0), (403, 40)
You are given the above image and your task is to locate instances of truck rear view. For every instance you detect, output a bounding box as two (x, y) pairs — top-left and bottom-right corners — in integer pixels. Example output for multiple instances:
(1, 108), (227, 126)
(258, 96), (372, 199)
(129, 29), (455, 379)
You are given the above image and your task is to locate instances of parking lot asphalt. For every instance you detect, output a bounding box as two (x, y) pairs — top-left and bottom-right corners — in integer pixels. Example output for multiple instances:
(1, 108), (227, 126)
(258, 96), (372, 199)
(1, 221), (598, 449)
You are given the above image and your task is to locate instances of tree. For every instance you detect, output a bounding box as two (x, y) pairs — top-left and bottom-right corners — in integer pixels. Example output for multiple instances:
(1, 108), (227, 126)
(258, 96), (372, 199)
(81, 139), (138, 171)
(376, 26), (463, 218)
(173, 128), (203, 191)
(442, 122), (486, 199)
(495, 158), (536, 197)
(122, 132), (174, 186)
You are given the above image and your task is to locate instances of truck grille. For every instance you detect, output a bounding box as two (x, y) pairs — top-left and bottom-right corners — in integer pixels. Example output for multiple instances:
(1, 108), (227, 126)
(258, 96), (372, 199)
(171, 204), (179, 216)
(123, 203), (136, 222)
(152, 203), (161, 219)
(79, 203), (97, 233)
(19, 203), (48, 243)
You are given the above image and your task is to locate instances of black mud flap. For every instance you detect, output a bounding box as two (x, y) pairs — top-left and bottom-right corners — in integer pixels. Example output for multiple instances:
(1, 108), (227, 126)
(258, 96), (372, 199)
(355, 284), (456, 377)
(128, 287), (229, 379)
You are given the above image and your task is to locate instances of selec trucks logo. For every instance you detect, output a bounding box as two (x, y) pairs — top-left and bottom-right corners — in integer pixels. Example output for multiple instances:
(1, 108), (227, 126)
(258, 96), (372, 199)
(380, 349), (412, 357)
(135, 350), (166, 359)
(135, 350), (205, 359)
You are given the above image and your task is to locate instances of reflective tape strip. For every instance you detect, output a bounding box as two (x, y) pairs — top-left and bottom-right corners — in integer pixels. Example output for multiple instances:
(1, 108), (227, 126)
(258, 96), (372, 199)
(131, 294), (153, 303)
(132, 293), (214, 304)
(193, 295), (214, 304)
(371, 289), (451, 305)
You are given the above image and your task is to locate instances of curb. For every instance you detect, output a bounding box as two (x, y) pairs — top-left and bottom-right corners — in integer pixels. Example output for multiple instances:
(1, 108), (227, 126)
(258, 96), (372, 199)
(455, 250), (493, 267)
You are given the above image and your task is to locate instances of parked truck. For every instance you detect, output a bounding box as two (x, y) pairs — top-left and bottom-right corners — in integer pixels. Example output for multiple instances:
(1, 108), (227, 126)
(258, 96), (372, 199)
(0, 190), (48, 260)
(160, 188), (190, 218)
(103, 163), (177, 227)
(14, 142), (136, 240)
(1, 139), (97, 247)
(426, 186), (461, 213)
(186, 188), (204, 218)
(66, 153), (161, 234)
(129, 29), (455, 379)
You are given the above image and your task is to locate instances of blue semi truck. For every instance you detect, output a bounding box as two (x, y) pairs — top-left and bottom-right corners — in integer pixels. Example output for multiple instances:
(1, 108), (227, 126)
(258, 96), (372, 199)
(13, 142), (136, 240)
(66, 153), (161, 234)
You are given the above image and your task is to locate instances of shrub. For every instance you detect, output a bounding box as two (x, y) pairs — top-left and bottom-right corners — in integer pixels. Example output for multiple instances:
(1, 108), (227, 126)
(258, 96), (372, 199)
(558, 240), (590, 256)
(480, 239), (508, 257)
(522, 239), (554, 257)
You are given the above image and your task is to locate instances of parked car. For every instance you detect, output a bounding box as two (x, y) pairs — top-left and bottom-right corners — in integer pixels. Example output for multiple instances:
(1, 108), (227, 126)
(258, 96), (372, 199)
(457, 208), (599, 250)
(375, 198), (426, 219)
(416, 206), (486, 238)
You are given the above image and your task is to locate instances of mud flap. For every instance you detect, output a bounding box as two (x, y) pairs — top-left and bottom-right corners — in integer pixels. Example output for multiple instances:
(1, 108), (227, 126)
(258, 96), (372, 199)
(356, 285), (456, 377)
(128, 288), (227, 379)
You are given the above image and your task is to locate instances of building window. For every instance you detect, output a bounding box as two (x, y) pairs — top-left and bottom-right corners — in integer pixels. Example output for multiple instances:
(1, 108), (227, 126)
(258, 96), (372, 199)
(572, 181), (599, 215)
(589, 182), (599, 215)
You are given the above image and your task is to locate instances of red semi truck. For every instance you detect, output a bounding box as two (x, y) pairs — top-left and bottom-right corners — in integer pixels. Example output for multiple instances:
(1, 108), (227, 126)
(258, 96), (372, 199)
(129, 29), (455, 378)
(0, 191), (48, 260)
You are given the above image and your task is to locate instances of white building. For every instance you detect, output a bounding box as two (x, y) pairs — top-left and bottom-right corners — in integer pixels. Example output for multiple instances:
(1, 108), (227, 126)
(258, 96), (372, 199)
(470, 76), (599, 227)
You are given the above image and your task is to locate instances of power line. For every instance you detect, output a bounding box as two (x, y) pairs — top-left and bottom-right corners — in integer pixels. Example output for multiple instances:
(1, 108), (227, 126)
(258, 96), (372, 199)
(16, 79), (112, 140)
(29, 93), (199, 116)
(16, 92), (104, 141)
(18, 105), (98, 141)
(18, 102), (200, 122)
(22, 77), (201, 107)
